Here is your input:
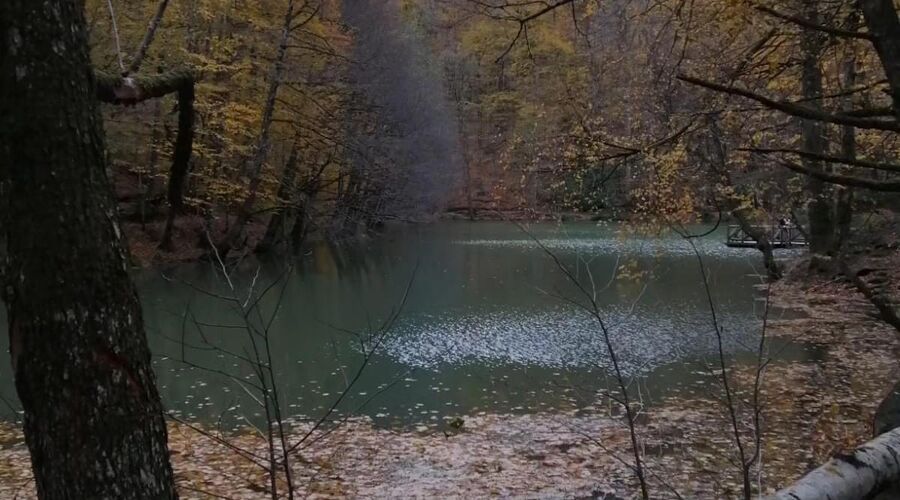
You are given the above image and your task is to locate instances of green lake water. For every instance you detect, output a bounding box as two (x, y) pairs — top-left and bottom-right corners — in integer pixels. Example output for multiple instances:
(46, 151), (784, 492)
(0, 222), (819, 428)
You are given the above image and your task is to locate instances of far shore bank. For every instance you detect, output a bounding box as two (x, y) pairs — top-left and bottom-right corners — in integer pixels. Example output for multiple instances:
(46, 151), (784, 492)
(124, 211), (731, 268)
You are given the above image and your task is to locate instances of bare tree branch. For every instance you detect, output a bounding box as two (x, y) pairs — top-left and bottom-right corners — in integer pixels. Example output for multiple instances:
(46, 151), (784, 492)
(777, 159), (900, 191)
(128, 0), (170, 74)
(745, 147), (900, 174)
(467, 0), (579, 62)
(754, 5), (874, 41)
(678, 74), (900, 132)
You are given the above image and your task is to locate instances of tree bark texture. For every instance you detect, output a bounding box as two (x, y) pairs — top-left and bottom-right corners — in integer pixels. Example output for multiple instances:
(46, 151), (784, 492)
(769, 427), (900, 500)
(0, 0), (177, 498)
(860, 0), (900, 122)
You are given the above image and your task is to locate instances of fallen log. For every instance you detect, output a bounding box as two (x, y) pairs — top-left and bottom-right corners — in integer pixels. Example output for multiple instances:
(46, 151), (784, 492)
(768, 427), (900, 499)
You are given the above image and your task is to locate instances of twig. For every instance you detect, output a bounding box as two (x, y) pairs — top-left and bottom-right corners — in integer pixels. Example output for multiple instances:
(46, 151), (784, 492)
(105, 0), (126, 73)
(129, 0), (170, 74)
(512, 219), (650, 500)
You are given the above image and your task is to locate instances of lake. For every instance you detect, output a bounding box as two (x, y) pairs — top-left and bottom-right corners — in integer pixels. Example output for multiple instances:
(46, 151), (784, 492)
(0, 221), (817, 429)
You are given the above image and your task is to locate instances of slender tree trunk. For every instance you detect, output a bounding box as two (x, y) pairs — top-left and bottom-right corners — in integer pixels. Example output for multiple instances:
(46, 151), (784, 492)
(289, 193), (311, 251)
(0, 1), (177, 498)
(800, 0), (835, 255)
(129, 0), (171, 75)
(834, 56), (857, 253)
(334, 170), (363, 236)
(220, 0), (298, 256)
(160, 80), (196, 250)
(706, 119), (781, 280)
(734, 209), (782, 280)
(460, 138), (476, 220)
(257, 142), (301, 253)
(94, 69), (198, 251)
(455, 100), (476, 220)
(142, 101), (165, 229)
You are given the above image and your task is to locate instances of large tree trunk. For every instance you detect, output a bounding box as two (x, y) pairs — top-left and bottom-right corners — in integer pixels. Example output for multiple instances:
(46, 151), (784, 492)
(769, 427), (900, 500)
(860, 0), (900, 122)
(0, 1), (177, 498)
(800, 0), (835, 255)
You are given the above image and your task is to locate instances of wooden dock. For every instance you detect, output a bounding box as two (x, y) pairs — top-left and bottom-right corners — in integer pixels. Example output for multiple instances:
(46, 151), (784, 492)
(726, 224), (808, 248)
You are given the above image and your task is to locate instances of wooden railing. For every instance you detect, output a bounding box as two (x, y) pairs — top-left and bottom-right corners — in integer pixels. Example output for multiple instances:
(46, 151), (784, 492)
(726, 224), (808, 248)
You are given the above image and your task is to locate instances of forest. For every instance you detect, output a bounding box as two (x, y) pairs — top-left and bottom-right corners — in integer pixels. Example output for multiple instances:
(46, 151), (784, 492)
(2, 0), (900, 498)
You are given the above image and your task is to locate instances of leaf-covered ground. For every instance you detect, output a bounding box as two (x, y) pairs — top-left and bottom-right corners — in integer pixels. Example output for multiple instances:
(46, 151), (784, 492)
(1, 274), (898, 499)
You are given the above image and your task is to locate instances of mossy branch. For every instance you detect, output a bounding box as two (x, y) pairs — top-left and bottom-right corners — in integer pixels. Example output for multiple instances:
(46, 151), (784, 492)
(93, 67), (198, 250)
(95, 68), (197, 105)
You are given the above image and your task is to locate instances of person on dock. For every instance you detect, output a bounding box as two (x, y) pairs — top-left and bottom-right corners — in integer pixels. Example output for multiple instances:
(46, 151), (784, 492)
(777, 217), (790, 245)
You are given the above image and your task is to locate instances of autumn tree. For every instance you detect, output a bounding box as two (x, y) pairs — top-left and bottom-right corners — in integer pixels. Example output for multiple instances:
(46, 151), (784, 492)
(681, 0), (900, 257)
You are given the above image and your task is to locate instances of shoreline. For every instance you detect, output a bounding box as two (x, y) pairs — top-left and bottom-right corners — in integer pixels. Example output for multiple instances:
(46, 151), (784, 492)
(125, 214), (729, 268)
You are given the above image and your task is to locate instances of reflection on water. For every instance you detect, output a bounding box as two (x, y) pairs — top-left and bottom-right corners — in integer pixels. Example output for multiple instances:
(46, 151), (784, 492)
(0, 222), (818, 428)
(387, 306), (761, 374)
